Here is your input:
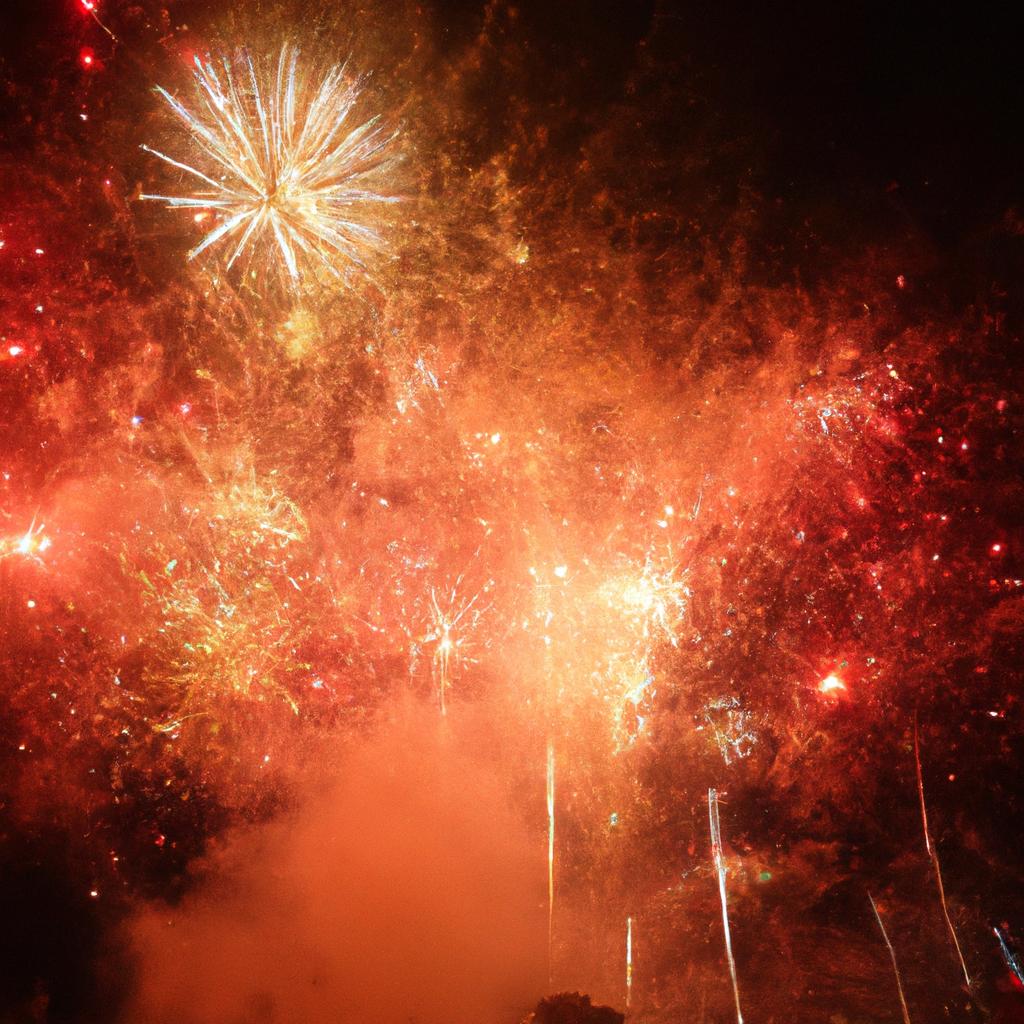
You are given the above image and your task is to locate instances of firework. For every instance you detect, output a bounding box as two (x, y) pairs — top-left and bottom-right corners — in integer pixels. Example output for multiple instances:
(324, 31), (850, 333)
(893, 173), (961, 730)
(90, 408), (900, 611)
(709, 789), (744, 1024)
(142, 46), (398, 287)
(869, 893), (913, 1024)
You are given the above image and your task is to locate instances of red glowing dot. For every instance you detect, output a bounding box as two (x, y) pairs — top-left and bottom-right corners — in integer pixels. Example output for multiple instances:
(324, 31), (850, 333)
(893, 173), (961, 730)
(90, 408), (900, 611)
(80, 47), (96, 69)
(80, 0), (96, 10)
(992, 543), (1004, 555)
(896, 274), (906, 289)
(179, 402), (192, 415)
(8, 345), (24, 357)
(819, 673), (845, 695)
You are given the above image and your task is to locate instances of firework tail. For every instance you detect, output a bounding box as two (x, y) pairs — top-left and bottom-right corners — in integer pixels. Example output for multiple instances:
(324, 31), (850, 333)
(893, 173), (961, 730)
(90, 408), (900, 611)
(626, 915), (634, 1011)
(914, 715), (971, 989)
(437, 631), (450, 717)
(83, 2), (118, 42)
(709, 789), (744, 1024)
(869, 892), (912, 1024)
(547, 739), (556, 986)
(994, 925), (1024, 986)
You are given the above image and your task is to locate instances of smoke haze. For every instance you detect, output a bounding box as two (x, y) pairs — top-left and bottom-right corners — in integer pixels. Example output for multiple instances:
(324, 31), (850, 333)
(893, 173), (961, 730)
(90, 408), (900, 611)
(121, 705), (546, 1024)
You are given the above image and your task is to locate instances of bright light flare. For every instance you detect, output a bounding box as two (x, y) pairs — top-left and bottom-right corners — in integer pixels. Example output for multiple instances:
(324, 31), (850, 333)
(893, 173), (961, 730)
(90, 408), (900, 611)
(1, 524), (51, 561)
(818, 673), (846, 695)
(605, 557), (687, 645)
(142, 46), (398, 288)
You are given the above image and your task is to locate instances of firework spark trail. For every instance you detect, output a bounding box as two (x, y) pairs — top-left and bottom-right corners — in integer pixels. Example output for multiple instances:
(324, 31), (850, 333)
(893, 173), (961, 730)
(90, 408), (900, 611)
(79, 0), (118, 41)
(142, 46), (398, 286)
(626, 915), (634, 1011)
(914, 716), (972, 989)
(709, 789), (744, 1024)
(994, 925), (1024, 986)
(869, 892), (913, 1024)
(547, 738), (556, 986)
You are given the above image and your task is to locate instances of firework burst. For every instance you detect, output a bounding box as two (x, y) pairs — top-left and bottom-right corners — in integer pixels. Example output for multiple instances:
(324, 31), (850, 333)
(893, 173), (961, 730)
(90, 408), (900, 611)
(131, 469), (315, 727)
(142, 46), (398, 288)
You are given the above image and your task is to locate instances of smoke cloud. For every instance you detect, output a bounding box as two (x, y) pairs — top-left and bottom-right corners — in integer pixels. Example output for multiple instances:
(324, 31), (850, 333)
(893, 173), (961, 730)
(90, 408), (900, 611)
(120, 705), (546, 1024)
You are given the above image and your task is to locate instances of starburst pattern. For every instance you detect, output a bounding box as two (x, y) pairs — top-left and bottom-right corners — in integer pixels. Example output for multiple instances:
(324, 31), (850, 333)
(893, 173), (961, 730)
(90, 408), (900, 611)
(142, 46), (398, 286)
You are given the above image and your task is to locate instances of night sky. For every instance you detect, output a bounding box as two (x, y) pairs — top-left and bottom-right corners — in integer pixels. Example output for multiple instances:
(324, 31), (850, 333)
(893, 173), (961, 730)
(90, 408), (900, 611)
(3, 2), (1024, 1022)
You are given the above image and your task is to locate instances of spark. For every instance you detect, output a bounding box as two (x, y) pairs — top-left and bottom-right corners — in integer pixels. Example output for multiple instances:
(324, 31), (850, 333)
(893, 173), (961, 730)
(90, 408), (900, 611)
(142, 46), (398, 288)
(869, 893), (912, 1024)
(709, 788), (744, 1024)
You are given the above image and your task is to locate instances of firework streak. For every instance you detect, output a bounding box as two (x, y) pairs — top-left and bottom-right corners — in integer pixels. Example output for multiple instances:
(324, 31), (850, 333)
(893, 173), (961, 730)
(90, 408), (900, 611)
(994, 925), (1024, 986)
(547, 739), (556, 986)
(869, 893), (912, 1024)
(914, 717), (972, 989)
(626, 915), (634, 1010)
(709, 788), (744, 1024)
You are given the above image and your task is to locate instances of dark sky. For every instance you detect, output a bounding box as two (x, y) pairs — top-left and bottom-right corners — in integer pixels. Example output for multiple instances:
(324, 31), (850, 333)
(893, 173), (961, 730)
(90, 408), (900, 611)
(3, 0), (1023, 237)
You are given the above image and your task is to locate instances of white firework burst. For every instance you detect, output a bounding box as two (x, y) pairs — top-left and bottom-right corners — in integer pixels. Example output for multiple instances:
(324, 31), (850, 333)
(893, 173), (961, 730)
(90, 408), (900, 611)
(142, 46), (398, 286)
